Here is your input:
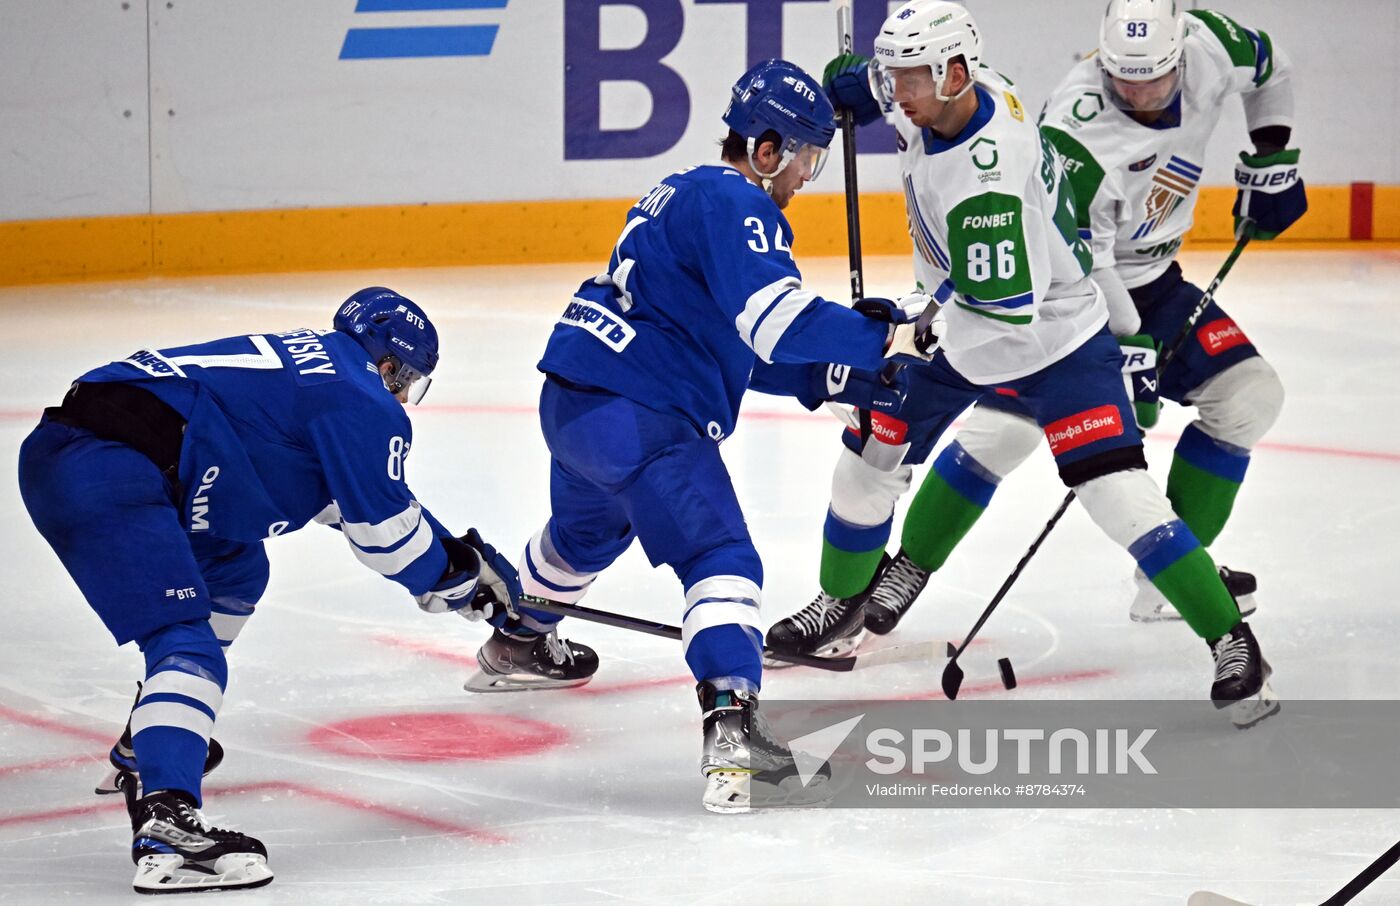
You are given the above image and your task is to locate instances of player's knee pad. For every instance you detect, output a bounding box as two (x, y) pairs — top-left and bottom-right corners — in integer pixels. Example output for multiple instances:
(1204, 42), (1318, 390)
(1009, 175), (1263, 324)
(519, 523), (598, 605)
(829, 447), (913, 528)
(1073, 468), (1179, 551)
(1184, 357), (1284, 450)
(953, 404), (1042, 478)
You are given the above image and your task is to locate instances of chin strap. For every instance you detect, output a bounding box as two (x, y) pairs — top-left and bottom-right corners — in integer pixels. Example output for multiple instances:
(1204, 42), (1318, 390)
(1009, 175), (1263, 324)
(746, 136), (792, 197)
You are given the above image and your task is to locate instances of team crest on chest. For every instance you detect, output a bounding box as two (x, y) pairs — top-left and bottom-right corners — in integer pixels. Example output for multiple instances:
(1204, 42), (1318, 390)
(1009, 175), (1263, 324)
(1131, 155), (1201, 240)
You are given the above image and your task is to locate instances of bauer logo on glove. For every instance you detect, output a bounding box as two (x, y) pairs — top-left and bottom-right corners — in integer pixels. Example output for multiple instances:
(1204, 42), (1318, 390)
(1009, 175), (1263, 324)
(1233, 148), (1306, 240)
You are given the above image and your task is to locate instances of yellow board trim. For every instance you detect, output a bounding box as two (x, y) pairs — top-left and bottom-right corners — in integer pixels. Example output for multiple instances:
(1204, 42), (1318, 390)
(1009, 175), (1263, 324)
(1, 185), (1395, 286)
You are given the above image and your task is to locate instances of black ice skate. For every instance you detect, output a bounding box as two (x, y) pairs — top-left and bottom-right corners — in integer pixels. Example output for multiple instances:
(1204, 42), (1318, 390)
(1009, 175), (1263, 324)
(96, 684), (224, 797)
(1130, 565), (1258, 622)
(1208, 621), (1279, 728)
(863, 549), (932, 635)
(464, 627), (599, 692)
(763, 590), (867, 668)
(117, 773), (272, 894)
(697, 682), (831, 814)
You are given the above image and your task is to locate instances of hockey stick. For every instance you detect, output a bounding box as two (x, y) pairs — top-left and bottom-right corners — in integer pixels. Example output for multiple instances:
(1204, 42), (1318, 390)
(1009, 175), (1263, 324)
(520, 594), (940, 673)
(1188, 836), (1400, 906)
(941, 228), (1255, 700)
(834, 0), (878, 447)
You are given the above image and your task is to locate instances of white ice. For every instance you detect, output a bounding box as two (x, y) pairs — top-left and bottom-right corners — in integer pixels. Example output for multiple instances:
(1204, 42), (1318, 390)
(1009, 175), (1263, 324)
(2, 250), (1398, 905)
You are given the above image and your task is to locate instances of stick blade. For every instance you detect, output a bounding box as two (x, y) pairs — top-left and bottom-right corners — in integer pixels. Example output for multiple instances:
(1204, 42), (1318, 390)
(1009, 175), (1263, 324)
(1187, 892), (1258, 906)
(941, 659), (964, 700)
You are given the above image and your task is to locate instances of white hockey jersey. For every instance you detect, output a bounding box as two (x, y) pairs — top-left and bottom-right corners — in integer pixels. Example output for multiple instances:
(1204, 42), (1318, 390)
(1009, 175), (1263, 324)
(890, 69), (1105, 385)
(1041, 9), (1294, 288)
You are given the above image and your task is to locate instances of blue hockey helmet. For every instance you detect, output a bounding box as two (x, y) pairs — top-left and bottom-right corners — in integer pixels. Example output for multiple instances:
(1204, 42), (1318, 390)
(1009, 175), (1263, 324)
(722, 59), (836, 182)
(333, 287), (439, 405)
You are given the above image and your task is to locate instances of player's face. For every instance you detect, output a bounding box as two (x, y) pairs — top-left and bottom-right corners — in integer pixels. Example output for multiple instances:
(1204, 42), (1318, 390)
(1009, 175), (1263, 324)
(1106, 68), (1180, 112)
(889, 65), (945, 127)
(765, 143), (825, 209)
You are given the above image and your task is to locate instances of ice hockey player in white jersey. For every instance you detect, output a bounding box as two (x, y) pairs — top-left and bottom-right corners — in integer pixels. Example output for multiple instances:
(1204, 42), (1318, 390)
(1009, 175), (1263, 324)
(1039, 0), (1302, 620)
(18, 288), (524, 893)
(500, 59), (931, 813)
(768, 0), (1279, 727)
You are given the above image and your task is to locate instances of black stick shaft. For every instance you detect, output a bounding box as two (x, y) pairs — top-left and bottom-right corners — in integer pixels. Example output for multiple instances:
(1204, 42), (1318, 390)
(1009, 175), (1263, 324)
(1321, 838), (1400, 905)
(519, 595), (855, 672)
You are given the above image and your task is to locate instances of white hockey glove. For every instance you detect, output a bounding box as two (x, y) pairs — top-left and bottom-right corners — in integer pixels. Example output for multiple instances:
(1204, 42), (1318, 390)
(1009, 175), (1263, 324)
(884, 292), (940, 362)
(415, 530), (522, 622)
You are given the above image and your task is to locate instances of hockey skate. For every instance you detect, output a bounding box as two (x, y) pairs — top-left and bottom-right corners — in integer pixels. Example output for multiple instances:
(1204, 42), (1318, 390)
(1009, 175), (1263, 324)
(117, 772), (272, 894)
(1208, 622), (1279, 729)
(96, 684), (224, 797)
(763, 590), (867, 668)
(1130, 565), (1257, 622)
(464, 626), (599, 692)
(697, 682), (832, 813)
(863, 549), (932, 635)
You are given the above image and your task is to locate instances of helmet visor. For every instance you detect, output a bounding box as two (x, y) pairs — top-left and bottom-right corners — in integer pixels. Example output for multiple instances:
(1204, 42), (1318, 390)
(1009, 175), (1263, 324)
(870, 61), (941, 109)
(790, 141), (830, 182)
(383, 357), (432, 405)
(1101, 64), (1182, 113)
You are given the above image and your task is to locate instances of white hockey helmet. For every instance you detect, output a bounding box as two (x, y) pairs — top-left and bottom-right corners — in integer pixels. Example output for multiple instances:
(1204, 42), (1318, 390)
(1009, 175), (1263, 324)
(1098, 0), (1186, 111)
(871, 0), (982, 104)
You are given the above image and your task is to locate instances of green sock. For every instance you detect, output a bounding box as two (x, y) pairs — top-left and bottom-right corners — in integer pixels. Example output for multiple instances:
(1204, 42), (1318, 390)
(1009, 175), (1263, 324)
(1149, 547), (1240, 640)
(819, 540), (885, 599)
(1166, 457), (1241, 548)
(900, 468), (990, 573)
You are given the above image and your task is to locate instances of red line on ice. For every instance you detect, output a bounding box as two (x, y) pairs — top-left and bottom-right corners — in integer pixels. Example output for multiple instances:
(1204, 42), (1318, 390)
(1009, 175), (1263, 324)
(0, 702), (113, 744)
(0, 781), (505, 843)
(0, 753), (102, 778)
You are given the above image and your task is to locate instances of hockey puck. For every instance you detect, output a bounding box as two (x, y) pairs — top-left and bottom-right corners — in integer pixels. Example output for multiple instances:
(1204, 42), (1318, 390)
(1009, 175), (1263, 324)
(997, 657), (1017, 690)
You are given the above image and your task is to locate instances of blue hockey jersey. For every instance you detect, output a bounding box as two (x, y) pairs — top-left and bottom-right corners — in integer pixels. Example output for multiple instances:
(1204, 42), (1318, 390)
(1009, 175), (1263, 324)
(76, 329), (450, 596)
(537, 165), (889, 439)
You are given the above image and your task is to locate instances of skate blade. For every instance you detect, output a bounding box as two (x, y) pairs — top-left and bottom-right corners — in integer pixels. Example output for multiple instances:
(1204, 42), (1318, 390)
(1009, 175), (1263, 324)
(1227, 679), (1280, 730)
(133, 852), (273, 894)
(762, 630), (866, 670)
(463, 670), (592, 694)
(95, 766), (125, 796)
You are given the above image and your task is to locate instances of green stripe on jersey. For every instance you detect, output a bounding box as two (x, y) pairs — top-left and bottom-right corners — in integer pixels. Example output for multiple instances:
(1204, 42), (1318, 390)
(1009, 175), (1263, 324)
(1041, 126), (1106, 232)
(954, 301), (1032, 325)
(1188, 9), (1261, 72)
(947, 192), (1033, 303)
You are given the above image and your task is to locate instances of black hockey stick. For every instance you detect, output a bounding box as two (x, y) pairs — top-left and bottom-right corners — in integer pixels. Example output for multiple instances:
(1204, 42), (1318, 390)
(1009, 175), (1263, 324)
(1188, 836), (1400, 905)
(834, 0), (877, 447)
(942, 228), (1255, 700)
(519, 595), (941, 673)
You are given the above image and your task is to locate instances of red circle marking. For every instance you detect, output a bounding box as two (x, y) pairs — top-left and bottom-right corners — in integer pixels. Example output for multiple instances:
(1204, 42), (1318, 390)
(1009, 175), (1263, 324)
(308, 712), (567, 762)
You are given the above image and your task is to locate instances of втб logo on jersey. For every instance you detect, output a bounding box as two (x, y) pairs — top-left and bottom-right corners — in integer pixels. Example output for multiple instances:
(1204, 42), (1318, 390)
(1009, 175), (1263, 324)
(1131, 156), (1201, 240)
(339, 0), (505, 61)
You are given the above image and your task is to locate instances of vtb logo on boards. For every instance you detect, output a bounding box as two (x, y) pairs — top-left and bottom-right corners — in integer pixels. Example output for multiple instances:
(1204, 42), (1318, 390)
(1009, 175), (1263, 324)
(340, 0), (507, 60)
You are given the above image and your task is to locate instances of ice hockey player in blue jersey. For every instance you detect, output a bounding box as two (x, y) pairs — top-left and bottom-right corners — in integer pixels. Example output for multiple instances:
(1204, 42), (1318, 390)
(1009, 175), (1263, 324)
(17, 287), (523, 894)
(493, 59), (931, 813)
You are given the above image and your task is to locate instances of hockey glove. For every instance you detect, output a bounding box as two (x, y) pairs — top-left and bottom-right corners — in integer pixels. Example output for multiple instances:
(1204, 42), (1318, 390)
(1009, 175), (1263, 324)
(416, 530), (522, 621)
(816, 362), (909, 414)
(821, 53), (882, 127)
(857, 293), (938, 363)
(1119, 334), (1161, 431)
(1233, 148), (1306, 240)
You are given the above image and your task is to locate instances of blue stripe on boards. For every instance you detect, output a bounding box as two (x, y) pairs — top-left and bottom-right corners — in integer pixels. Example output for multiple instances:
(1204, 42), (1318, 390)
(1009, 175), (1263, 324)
(356, 0), (507, 10)
(340, 25), (498, 59)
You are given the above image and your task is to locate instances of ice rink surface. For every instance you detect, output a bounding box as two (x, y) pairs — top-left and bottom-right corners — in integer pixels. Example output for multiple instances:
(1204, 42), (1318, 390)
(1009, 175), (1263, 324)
(2, 249), (1398, 904)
